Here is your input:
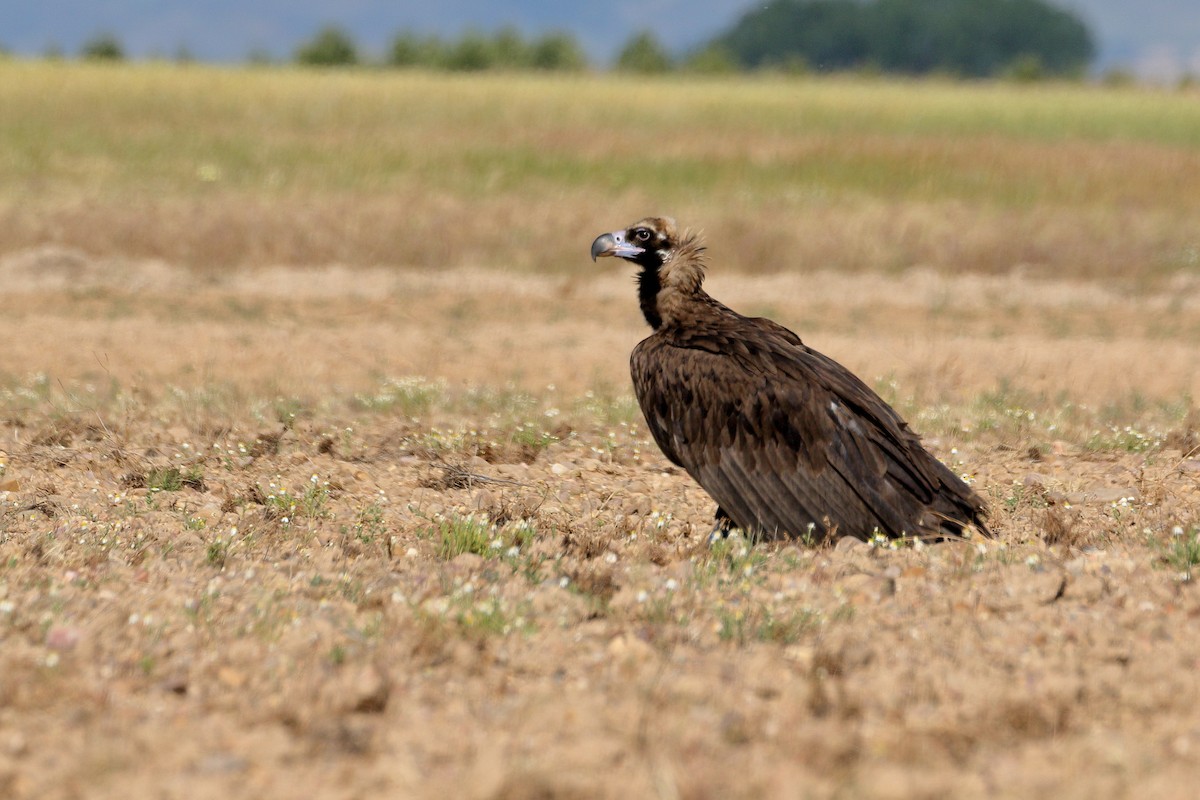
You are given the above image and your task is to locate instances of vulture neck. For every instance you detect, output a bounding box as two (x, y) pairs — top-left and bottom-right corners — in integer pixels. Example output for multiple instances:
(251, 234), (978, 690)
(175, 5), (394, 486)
(636, 234), (709, 332)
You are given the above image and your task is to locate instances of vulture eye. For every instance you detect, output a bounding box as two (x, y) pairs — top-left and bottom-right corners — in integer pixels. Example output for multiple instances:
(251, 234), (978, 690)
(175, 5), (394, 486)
(633, 228), (652, 242)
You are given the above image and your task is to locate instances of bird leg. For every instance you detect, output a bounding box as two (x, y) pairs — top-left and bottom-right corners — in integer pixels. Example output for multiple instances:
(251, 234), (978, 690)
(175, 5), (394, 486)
(707, 506), (736, 544)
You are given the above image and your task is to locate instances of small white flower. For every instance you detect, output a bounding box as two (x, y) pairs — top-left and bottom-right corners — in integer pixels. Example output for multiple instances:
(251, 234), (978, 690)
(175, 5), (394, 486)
(664, 578), (678, 591)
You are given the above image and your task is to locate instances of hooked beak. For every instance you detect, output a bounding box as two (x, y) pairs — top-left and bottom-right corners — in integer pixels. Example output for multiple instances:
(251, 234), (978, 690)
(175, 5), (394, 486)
(590, 231), (645, 261)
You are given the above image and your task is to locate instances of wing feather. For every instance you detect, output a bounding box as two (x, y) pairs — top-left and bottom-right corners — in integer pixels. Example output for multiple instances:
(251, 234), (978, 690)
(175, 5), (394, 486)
(631, 319), (985, 541)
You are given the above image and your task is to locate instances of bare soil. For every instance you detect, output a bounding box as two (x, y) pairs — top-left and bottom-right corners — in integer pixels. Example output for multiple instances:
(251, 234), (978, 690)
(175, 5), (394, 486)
(2, 251), (1200, 799)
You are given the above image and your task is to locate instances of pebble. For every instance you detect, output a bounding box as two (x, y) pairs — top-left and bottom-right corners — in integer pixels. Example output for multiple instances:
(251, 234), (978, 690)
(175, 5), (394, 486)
(471, 489), (498, 511)
(1066, 486), (1140, 505)
(834, 536), (867, 552)
(45, 626), (81, 651)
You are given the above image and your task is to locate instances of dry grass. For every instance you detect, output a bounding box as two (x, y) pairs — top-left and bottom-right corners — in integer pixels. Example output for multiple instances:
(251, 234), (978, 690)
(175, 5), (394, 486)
(3, 61), (1200, 282)
(2, 263), (1200, 797)
(4, 62), (1200, 798)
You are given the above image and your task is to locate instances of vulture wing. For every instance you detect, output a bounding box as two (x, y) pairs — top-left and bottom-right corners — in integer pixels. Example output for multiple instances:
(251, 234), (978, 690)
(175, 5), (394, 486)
(631, 317), (984, 540)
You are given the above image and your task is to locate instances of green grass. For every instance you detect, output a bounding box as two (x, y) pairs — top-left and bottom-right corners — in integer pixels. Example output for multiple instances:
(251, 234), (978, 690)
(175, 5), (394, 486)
(429, 513), (497, 559)
(3, 60), (1200, 281)
(353, 377), (446, 416)
(718, 605), (819, 645)
(1164, 530), (1200, 581)
(145, 465), (204, 492)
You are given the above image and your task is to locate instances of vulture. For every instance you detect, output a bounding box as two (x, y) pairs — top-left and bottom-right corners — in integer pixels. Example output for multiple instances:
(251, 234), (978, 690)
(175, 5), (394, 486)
(590, 216), (988, 543)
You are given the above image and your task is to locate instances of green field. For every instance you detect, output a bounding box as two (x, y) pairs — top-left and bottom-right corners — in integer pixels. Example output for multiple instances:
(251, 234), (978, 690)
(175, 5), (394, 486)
(3, 60), (1200, 280)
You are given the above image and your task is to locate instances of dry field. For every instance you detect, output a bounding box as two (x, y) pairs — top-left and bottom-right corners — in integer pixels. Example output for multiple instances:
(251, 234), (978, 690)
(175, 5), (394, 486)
(2, 63), (1200, 799)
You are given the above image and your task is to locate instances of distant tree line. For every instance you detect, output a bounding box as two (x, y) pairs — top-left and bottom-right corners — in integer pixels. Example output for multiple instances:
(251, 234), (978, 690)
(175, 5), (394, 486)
(295, 25), (589, 71)
(709, 0), (1095, 78)
(41, 2), (1098, 80)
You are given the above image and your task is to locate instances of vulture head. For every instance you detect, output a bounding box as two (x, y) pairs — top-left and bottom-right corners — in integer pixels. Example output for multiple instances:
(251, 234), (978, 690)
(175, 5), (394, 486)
(591, 217), (707, 330)
(590, 216), (680, 270)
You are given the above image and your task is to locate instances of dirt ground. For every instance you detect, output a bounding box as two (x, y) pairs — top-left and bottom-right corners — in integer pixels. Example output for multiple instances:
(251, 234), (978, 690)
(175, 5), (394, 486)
(2, 248), (1200, 798)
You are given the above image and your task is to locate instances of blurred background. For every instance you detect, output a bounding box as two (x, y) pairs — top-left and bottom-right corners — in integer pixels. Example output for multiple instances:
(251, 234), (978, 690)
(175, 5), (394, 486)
(2, 0), (1199, 405)
(2, 0), (1200, 82)
(2, 0), (1200, 283)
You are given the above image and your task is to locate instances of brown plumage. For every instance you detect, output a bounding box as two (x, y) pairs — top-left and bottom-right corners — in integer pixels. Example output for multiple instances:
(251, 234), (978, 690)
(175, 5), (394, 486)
(590, 216), (988, 542)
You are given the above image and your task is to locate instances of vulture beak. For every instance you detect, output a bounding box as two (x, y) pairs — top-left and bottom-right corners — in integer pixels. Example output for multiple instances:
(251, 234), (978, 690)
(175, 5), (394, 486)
(591, 231), (644, 261)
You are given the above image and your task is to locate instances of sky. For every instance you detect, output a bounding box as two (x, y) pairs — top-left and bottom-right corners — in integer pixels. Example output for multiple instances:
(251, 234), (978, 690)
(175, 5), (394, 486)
(2, 0), (1199, 79)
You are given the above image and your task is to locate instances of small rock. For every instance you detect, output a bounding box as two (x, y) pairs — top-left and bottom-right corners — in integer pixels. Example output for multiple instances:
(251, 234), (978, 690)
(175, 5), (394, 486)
(451, 553), (484, 572)
(621, 496), (651, 517)
(783, 644), (815, 670)
(193, 502), (224, 526)
(348, 665), (390, 713)
(472, 489), (498, 511)
(45, 626), (81, 651)
(839, 573), (896, 600)
(607, 634), (656, 667)
(834, 536), (867, 552)
(1071, 486), (1140, 504)
(3, 731), (28, 756)
(1064, 557), (1088, 576)
(195, 752), (249, 775)
(1066, 575), (1107, 603)
(160, 675), (189, 695)
(217, 667), (247, 688)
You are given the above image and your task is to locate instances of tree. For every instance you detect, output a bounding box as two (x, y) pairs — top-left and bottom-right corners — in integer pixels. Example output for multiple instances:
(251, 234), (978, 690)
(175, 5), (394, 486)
(80, 33), (125, 61)
(388, 32), (446, 68)
(442, 30), (495, 71)
(681, 44), (739, 75)
(708, 0), (1094, 77)
(712, 1), (869, 71)
(866, 0), (1093, 77)
(490, 27), (532, 69)
(295, 25), (358, 67)
(529, 32), (588, 71)
(616, 31), (672, 74)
